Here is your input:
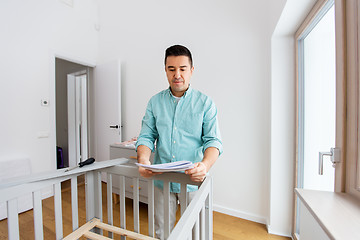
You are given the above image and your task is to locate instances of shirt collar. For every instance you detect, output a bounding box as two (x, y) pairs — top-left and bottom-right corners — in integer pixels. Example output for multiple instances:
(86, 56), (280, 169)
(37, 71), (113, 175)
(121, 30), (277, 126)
(168, 85), (192, 98)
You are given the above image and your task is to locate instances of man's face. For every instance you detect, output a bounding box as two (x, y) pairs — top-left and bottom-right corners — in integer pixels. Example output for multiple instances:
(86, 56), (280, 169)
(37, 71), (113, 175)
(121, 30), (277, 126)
(165, 55), (194, 97)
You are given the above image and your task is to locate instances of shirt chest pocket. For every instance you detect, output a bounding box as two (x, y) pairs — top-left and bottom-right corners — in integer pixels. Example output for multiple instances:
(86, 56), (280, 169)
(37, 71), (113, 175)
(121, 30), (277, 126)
(179, 113), (203, 136)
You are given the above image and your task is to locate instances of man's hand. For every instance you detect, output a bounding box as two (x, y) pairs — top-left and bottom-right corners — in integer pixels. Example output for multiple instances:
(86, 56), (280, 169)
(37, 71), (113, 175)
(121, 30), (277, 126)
(137, 145), (162, 178)
(138, 163), (163, 178)
(185, 162), (207, 182)
(185, 147), (220, 182)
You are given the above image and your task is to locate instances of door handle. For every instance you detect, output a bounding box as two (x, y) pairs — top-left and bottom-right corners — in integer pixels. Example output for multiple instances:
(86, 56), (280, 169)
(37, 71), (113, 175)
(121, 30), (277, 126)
(109, 125), (120, 129)
(318, 147), (340, 175)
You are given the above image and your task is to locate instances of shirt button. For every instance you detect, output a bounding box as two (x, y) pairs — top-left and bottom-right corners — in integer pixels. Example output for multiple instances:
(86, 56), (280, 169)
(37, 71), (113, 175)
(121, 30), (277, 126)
(173, 141), (176, 144)
(174, 127), (177, 130)
(172, 155), (175, 158)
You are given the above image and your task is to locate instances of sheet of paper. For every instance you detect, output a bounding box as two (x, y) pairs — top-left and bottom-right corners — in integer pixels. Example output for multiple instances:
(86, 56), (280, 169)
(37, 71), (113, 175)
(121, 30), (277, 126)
(135, 160), (195, 172)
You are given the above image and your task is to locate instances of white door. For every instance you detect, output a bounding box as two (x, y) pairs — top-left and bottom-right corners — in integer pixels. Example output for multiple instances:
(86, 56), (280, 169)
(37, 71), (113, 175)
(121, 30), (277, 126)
(94, 60), (122, 163)
(67, 71), (88, 168)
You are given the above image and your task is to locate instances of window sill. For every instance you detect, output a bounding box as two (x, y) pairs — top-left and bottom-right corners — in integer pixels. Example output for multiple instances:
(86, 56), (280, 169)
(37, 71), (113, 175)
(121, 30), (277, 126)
(295, 188), (360, 240)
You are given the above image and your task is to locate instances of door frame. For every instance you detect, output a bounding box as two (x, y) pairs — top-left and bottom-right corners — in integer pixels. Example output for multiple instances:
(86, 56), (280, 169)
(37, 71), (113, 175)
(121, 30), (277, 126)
(49, 52), (96, 170)
(293, 0), (346, 238)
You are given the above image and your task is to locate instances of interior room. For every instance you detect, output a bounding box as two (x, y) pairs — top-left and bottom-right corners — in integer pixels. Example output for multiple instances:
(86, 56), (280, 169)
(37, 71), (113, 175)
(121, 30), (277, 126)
(1, 0), (359, 239)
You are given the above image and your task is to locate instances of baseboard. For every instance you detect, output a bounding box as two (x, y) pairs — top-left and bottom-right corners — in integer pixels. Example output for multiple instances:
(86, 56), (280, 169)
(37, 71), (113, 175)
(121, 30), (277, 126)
(213, 204), (267, 225)
(267, 224), (293, 239)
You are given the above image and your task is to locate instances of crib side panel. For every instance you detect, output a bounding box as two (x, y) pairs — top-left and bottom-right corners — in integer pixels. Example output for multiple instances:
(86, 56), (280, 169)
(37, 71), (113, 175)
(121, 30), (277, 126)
(167, 176), (213, 240)
(0, 159), (129, 240)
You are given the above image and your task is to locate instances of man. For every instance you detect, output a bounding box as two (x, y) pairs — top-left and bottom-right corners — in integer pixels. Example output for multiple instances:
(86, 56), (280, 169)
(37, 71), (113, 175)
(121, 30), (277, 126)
(136, 45), (222, 239)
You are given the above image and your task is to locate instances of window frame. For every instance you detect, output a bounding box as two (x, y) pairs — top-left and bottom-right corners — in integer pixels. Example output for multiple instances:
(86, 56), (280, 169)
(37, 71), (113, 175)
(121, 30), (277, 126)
(346, 0), (360, 198)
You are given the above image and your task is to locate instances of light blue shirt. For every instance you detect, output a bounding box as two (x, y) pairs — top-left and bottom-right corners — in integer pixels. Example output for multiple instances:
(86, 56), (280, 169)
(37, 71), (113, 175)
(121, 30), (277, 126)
(136, 86), (223, 192)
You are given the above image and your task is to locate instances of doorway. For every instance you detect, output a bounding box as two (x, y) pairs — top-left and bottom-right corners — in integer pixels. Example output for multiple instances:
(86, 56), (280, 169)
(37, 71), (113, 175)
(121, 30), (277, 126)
(55, 58), (91, 169)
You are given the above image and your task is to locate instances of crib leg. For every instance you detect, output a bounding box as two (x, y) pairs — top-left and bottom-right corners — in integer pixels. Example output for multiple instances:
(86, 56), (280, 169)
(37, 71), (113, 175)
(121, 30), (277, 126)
(85, 171), (103, 236)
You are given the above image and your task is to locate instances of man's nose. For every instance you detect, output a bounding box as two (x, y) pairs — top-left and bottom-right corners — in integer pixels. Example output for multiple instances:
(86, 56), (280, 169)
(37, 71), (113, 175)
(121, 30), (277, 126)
(174, 70), (181, 78)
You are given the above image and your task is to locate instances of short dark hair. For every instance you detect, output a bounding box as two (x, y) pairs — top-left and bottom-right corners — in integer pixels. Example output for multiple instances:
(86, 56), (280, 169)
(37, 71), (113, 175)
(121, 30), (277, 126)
(164, 45), (193, 67)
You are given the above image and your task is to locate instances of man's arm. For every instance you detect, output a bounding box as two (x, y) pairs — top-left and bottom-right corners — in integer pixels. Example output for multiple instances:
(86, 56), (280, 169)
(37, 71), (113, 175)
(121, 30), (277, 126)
(137, 144), (152, 165)
(137, 145), (162, 178)
(185, 147), (219, 182)
(136, 97), (161, 178)
(185, 97), (222, 182)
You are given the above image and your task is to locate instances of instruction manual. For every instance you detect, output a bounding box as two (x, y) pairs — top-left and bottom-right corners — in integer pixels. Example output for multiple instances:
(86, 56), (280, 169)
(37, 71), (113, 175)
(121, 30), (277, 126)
(135, 160), (194, 172)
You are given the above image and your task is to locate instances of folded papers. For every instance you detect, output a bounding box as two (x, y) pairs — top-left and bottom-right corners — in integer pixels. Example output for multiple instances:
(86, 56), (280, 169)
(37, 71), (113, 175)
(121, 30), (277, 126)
(135, 160), (194, 172)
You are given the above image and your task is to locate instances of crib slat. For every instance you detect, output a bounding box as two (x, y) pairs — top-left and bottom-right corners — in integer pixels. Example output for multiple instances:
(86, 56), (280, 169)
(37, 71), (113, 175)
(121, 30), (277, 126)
(71, 177), (79, 231)
(205, 186), (213, 240)
(95, 171), (103, 220)
(180, 183), (188, 215)
(147, 180), (155, 237)
(163, 181), (171, 239)
(192, 213), (200, 240)
(119, 175), (126, 240)
(54, 182), (63, 239)
(133, 177), (140, 233)
(107, 173), (113, 238)
(86, 171), (95, 221)
(96, 220), (158, 240)
(95, 171), (103, 235)
(62, 217), (99, 240)
(33, 190), (44, 240)
(7, 198), (19, 240)
(200, 205), (205, 240)
(83, 231), (112, 240)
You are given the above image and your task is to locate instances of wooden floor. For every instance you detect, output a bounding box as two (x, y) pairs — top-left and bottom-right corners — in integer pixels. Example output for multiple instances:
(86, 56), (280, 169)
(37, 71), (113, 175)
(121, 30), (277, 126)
(0, 179), (290, 240)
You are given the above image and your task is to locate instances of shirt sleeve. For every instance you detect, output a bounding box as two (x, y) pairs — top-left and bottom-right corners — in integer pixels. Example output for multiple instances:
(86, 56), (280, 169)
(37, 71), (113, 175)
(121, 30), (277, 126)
(202, 99), (223, 155)
(135, 99), (159, 152)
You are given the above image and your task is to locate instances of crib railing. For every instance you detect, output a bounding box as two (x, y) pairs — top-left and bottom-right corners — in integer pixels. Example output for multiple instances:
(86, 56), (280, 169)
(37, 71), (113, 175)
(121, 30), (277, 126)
(0, 158), (213, 240)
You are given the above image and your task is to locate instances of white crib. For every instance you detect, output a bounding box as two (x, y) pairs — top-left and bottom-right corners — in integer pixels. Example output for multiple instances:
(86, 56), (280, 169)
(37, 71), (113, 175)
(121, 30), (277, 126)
(0, 158), (213, 240)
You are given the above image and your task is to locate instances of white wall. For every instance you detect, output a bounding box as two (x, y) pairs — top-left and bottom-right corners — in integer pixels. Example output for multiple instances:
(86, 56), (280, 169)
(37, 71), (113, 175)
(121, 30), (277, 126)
(97, 0), (285, 225)
(0, 0), (98, 174)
